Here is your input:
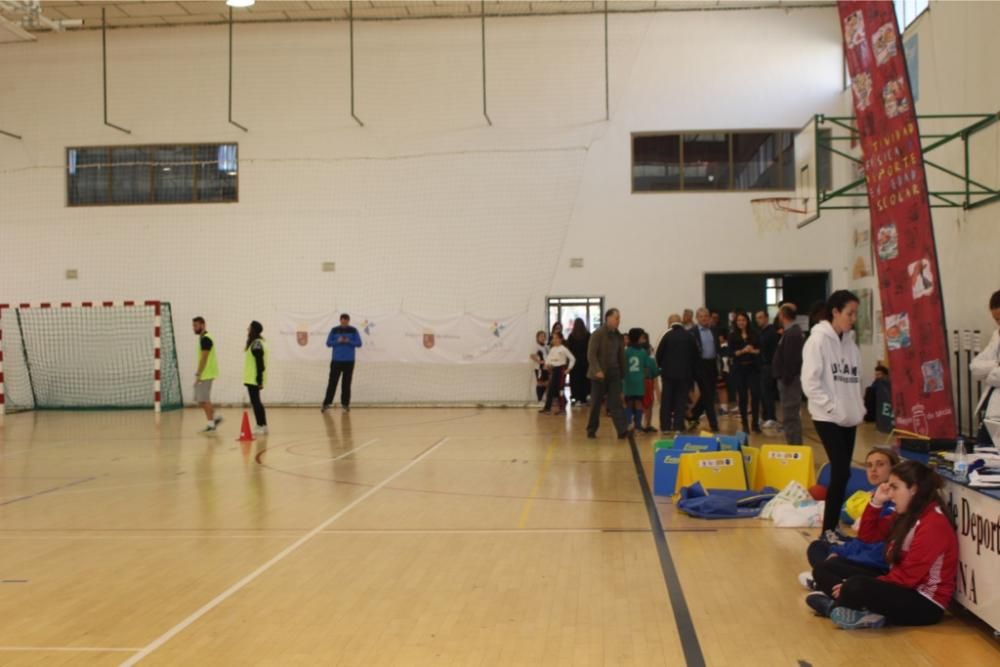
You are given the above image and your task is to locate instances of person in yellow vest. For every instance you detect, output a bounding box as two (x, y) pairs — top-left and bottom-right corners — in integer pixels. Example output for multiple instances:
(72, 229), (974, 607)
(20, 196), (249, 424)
(244, 320), (268, 435)
(192, 316), (222, 433)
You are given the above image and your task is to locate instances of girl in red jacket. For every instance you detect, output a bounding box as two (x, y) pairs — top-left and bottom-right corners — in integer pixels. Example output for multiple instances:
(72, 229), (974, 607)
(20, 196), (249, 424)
(805, 460), (958, 629)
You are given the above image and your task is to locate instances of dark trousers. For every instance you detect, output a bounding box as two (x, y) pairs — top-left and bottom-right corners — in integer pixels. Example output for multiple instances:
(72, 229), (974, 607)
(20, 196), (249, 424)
(690, 360), (719, 430)
(836, 576), (944, 625)
(660, 377), (689, 432)
(543, 367), (568, 411)
(587, 374), (627, 437)
(245, 384), (267, 426)
(811, 552), (883, 596)
(814, 421), (857, 532)
(569, 365), (590, 404)
(779, 379), (803, 444)
(759, 364), (777, 422)
(733, 365), (760, 429)
(323, 361), (355, 408)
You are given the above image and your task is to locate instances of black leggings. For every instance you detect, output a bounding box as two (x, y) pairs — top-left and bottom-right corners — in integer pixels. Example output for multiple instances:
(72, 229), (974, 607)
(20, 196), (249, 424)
(245, 384), (267, 426)
(814, 421), (857, 532)
(837, 576), (944, 626)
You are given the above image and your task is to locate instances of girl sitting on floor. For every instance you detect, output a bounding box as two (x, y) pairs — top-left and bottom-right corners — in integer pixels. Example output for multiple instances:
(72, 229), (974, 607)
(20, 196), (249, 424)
(799, 447), (900, 589)
(804, 460), (958, 629)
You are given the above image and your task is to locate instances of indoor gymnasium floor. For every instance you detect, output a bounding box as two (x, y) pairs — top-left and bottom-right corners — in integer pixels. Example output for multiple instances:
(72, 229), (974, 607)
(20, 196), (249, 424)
(0, 407), (997, 666)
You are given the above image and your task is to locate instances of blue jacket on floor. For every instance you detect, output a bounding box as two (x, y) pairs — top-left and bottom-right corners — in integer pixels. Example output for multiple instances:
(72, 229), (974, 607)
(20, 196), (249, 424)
(677, 483), (778, 519)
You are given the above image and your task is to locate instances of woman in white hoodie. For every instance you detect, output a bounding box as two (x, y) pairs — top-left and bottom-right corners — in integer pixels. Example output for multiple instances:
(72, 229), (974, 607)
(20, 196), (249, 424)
(971, 289), (1000, 443)
(801, 290), (865, 536)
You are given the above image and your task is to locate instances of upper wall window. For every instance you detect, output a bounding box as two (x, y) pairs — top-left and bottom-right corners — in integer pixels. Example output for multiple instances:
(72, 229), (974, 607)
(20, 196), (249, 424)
(67, 143), (238, 206)
(633, 130), (824, 193)
(894, 0), (929, 31)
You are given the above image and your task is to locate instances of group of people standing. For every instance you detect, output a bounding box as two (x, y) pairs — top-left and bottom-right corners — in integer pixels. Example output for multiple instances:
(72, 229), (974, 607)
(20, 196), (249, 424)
(534, 303), (809, 443)
(190, 313), (363, 435)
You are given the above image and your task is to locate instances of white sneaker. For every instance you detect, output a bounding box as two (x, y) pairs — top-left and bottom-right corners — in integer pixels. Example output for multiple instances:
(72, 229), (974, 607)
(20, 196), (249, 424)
(253, 426), (268, 435)
(200, 424), (217, 433)
(798, 571), (816, 591)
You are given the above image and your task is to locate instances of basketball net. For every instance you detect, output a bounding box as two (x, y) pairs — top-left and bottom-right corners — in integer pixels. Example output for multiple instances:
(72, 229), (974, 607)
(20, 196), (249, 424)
(750, 197), (808, 235)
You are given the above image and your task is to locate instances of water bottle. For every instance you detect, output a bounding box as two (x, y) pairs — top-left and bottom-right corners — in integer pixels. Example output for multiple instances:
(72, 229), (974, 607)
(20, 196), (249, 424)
(954, 437), (968, 481)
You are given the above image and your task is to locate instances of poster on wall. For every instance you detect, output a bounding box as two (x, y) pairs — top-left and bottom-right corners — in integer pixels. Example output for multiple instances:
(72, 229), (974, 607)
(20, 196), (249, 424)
(838, 1), (956, 437)
(274, 311), (531, 365)
(855, 288), (874, 345)
(852, 220), (874, 279)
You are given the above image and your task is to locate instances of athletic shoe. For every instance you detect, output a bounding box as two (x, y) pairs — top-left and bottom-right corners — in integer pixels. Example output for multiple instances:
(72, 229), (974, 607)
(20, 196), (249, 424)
(805, 592), (834, 618)
(586, 432), (597, 439)
(320, 404), (331, 413)
(798, 571), (817, 591)
(213, 416), (224, 427)
(343, 406), (351, 413)
(830, 607), (886, 630)
(617, 432), (628, 440)
(200, 424), (217, 433)
(643, 426), (657, 433)
(762, 420), (777, 429)
(821, 529), (846, 546)
(253, 426), (268, 435)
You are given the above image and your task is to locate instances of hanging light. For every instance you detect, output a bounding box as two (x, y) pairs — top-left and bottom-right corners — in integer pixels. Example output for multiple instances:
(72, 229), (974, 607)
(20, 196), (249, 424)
(226, 0), (255, 7)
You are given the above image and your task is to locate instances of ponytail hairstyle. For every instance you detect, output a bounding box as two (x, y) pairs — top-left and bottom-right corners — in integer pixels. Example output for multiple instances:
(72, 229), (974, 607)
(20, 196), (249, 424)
(883, 460), (953, 565)
(245, 320), (264, 351)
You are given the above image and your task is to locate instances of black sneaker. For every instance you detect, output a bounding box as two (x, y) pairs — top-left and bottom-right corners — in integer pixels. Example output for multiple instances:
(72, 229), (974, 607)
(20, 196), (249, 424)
(805, 592), (835, 618)
(586, 432), (597, 439)
(320, 404), (331, 413)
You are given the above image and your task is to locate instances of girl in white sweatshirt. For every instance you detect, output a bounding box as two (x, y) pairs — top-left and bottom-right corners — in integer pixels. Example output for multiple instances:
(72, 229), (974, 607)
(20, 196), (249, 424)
(801, 290), (865, 536)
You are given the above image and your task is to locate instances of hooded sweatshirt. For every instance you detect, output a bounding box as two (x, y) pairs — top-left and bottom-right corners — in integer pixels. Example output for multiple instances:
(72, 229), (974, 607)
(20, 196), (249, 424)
(800, 320), (865, 426)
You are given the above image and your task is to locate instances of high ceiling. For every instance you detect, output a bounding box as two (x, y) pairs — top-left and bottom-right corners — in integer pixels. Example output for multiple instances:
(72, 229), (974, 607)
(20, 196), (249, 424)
(0, 1), (832, 42)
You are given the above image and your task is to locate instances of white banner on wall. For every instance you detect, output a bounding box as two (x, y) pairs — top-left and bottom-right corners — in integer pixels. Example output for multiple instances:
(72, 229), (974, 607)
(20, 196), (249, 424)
(275, 311), (532, 365)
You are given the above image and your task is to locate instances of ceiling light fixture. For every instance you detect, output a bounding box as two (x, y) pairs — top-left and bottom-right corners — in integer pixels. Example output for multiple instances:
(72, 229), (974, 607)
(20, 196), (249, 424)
(226, 0), (255, 8)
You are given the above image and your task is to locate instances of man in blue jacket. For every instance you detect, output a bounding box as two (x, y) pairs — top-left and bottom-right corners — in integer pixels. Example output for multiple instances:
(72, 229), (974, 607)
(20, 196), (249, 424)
(321, 313), (363, 412)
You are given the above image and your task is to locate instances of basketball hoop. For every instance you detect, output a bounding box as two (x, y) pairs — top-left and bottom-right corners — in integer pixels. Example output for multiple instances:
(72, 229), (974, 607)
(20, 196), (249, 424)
(750, 197), (809, 234)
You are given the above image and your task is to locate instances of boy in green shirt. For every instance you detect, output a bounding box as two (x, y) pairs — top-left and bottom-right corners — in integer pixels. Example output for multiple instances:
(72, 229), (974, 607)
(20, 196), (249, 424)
(624, 327), (659, 433)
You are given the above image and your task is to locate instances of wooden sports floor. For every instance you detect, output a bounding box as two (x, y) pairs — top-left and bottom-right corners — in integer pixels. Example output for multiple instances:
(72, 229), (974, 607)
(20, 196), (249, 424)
(0, 406), (997, 666)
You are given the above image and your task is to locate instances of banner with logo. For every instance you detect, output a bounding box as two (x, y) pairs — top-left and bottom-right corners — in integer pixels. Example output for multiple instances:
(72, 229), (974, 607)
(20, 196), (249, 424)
(275, 311), (532, 365)
(839, 1), (956, 437)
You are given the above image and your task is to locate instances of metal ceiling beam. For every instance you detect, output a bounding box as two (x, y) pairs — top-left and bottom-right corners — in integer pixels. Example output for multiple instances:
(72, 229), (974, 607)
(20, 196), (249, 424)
(102, 8), (131, 134)
(228, 8), (248, 132)
(481, 0), (491, 126)
(349, 0), (363, 127)
(0, 13), (35, 41)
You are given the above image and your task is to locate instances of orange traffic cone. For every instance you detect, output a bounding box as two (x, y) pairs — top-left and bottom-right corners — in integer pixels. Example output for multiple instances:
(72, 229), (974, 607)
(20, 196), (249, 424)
(236, 411), (255, 442)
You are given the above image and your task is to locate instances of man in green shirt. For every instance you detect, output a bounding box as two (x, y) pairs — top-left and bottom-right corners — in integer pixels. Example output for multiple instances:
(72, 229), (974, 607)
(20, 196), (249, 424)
(193, 316), (222, 432)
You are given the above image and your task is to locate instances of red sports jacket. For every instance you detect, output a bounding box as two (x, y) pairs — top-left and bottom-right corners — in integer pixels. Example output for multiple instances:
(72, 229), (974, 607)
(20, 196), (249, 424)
(858, 500), (958, 609)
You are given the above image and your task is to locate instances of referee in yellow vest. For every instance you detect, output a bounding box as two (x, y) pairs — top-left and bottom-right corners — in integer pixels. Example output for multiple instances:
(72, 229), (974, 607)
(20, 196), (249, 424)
(244, 320), (269, 435)
(192, 316), (222, 432)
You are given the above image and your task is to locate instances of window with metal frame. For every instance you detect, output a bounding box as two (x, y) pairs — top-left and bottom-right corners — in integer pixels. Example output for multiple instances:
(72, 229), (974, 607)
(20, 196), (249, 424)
(632, 130), (832, 193)
(66, 143), (238, 206)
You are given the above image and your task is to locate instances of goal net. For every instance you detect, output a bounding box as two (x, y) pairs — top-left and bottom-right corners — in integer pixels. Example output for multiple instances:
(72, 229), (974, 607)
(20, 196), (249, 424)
(0, 301), (182, 414)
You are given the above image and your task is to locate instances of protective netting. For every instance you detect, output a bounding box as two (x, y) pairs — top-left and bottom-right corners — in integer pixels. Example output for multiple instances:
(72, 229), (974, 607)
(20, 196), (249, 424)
(0, 304), (182, 412)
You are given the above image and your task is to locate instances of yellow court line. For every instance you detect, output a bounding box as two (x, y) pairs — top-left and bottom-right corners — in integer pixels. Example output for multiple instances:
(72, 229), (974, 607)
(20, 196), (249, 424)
(516, 435), (558, 529)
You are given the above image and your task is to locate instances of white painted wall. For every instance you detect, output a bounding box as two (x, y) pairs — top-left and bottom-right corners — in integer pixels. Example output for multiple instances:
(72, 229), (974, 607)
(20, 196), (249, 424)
(0, 6), (850, 405)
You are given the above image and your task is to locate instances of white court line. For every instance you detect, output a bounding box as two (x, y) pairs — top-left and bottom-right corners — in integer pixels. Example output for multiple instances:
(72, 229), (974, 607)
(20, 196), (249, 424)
(120, 436), (450, 667)
(0, 646), (140, 653)
(278, 437), (380, 470)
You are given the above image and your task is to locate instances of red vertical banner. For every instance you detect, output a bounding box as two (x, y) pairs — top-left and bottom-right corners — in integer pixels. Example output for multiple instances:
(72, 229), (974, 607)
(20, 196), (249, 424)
(838, 1), (956, 438)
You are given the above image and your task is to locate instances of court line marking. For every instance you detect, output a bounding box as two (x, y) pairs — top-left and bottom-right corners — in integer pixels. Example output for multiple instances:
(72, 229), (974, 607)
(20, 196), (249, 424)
(0, 476), (96, 506)
(627, 432), (706, 667)
(0, 646), (140, 653)
(120, 436), (450, 667)
(276, 438), (381, 470)
(516, 435), (558, 528)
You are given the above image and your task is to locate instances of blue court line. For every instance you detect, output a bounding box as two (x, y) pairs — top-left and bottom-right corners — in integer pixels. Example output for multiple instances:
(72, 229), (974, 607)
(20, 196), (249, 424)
(627, 433), (706, 667)
(0, 476), (97, 507)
